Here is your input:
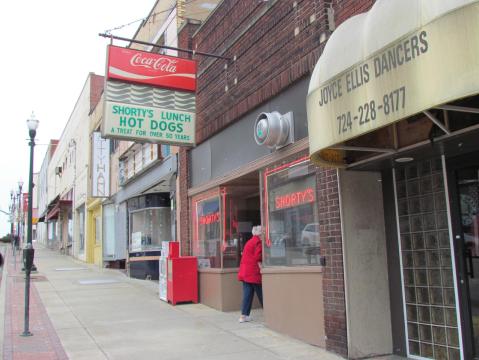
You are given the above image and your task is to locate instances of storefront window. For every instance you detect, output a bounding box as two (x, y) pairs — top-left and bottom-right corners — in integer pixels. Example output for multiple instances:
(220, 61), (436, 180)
(67, 212), (73, 245)
(78, 206), (85, 253)
(222, 194), (240, 268)
(48, 221), (56, 241)
(129, 207), (171, 252)
(192, 195), (221, 268)
(95, 217), (101, 245)
(192, 188), (259, 269)
(262, 157), (321, 266)
(103, 204), (115, 257)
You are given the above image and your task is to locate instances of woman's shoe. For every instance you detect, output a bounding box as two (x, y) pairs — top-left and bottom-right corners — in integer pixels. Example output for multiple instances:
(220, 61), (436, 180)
(238, 315), (252, 323)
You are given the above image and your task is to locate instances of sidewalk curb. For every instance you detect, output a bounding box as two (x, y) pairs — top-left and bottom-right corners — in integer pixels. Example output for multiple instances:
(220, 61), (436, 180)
(0, 245), (10, 360)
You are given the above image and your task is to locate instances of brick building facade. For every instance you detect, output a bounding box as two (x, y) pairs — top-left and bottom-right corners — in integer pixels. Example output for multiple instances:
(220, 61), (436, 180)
(176, 0), (377, 357)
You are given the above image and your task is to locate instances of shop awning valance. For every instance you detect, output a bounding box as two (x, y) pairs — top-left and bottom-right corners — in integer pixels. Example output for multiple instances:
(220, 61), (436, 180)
(46, 200), (72, 221)
(307, 0), (479, 167)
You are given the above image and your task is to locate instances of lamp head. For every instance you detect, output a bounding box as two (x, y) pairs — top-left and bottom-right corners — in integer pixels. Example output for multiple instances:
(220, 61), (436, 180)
(26, 112), (39, 131)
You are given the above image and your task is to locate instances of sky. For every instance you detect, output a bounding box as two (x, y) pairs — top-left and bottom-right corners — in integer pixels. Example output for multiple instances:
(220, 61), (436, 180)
(0, 0), (157, 236)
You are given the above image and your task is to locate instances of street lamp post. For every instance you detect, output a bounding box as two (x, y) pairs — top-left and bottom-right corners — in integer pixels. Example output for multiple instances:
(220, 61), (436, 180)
(17, 181), (23, 250)
(10, 190), (15, 243)
(21, 112), (39, 337)
(10, 190), (17, 264)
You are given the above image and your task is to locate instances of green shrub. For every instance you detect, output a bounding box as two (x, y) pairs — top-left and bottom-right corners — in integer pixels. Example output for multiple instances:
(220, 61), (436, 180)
(0, 234), (13, 243)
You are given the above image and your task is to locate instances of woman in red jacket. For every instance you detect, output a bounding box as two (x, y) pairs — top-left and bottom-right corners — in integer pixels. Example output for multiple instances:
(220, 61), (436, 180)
(237, 225), (263, 323)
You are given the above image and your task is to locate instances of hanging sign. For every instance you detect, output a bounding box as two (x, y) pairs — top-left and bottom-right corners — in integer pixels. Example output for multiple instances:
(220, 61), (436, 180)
(107, 45), (196, 92)
(102, 45), (197, 145)
(91, 132), (110, 197)
(103, 101), (195, 145)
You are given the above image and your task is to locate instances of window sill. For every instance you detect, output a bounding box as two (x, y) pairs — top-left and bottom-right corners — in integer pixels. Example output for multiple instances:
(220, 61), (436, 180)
(198, 267), (239, 274)
(260, 266), (324, 274)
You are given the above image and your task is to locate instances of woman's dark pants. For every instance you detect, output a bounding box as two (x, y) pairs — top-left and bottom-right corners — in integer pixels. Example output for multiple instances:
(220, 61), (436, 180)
(241, 281), (263, 316)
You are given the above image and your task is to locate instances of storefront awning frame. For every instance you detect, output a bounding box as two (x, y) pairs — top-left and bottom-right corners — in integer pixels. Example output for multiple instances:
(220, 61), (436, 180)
(348, 122), (479, 170)
(332, 103), (479, 163)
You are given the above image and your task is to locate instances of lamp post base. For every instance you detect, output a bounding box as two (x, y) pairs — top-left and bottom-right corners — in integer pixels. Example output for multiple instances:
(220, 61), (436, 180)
(20, 331), (33, 337)
(21, 264), (38, 272)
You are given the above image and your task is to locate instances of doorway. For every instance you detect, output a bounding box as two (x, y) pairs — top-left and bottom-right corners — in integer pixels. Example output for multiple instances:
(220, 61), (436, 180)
(448, 155), (479, 360)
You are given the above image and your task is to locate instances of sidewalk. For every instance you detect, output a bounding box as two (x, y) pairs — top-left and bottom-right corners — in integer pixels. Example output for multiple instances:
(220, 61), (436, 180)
(0, 244), (392, 360)
(0, 245), (67, 360)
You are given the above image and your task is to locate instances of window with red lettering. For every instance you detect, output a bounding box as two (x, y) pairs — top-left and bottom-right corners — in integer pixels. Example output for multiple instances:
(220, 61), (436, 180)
(262, 159), (321, 267)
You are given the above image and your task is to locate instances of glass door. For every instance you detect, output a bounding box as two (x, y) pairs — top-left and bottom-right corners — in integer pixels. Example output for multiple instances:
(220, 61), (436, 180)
(453, 165), (479, 359)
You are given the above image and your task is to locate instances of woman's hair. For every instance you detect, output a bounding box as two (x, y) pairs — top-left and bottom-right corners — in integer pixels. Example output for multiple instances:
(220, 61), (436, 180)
(252, 225), (262, 236)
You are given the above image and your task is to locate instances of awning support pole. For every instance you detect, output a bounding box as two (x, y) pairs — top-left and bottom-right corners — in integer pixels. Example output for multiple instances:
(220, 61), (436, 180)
(443, 110), (450, 130)
(330, 146), (395, 153)
(423, 111), (451, 135)
(435, 105), (479, 114)
(393, 123), (399, 150)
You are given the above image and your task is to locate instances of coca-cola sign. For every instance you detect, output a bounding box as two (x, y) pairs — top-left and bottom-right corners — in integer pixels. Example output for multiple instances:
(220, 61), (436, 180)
(106, 45), (196, 92)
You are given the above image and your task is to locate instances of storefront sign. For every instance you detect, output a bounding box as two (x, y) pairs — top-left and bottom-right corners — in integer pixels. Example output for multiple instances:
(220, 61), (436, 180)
(307, 1), (479, 167)
(274, 188), (315, 210)
(269, 176), (316, 212)
(199, 211), (220, 225)
(91, 132), (110, 197)
(102, 101), (195, 145)
(107, 45), (196, 92)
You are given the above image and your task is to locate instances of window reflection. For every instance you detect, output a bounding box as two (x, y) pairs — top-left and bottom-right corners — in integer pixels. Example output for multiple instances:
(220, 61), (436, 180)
(263, 160), (320, 266)
(129, 208), (171, 252)
(192, 196), (221, 268)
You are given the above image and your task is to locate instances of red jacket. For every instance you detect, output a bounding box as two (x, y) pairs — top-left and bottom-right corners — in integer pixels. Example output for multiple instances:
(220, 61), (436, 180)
(238, 235), (262, 284)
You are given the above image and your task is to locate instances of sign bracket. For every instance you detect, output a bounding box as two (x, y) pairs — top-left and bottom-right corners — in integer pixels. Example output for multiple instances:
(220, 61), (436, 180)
(99, 33), (231, 61)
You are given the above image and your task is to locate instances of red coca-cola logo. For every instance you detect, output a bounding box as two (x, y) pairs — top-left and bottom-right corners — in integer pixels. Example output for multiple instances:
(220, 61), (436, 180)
(130, 54), (178, 73)
(106, 45), (197, 92)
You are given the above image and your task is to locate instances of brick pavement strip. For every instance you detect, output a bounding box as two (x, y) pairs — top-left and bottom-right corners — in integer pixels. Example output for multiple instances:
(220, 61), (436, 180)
(2, 249), (68, 360)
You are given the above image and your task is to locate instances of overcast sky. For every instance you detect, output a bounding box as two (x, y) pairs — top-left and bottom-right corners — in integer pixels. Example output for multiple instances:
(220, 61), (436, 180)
(0, 0), (157, 236)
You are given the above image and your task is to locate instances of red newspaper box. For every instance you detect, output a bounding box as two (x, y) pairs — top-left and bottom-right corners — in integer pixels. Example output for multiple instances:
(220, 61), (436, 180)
(168, 241), (179, 259)
(167, 256), (198, 305)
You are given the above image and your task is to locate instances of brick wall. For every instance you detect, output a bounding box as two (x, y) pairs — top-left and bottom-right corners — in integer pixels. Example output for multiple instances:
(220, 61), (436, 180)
(178, 20), (200, 61)
(178, 21), (200, 256)
(193, 0), (331, 144)
(178, 147), (190, 255)
(317, 168), (346, 356)
(89, 73), (104, 114)
(333, 0), (375, 27)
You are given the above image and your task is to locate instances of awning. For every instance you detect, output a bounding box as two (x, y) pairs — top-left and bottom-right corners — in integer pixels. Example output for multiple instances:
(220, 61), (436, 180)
(46, 200), (72, 221)
(307, 0), (479, 167)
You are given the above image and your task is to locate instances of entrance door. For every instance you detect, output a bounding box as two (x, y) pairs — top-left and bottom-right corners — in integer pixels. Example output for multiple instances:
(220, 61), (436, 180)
(449, 156), (479, 359)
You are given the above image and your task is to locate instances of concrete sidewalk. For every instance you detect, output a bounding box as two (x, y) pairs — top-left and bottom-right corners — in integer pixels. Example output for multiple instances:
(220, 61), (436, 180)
(0, 244), (394, 360)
